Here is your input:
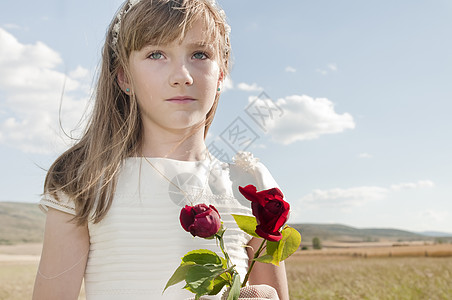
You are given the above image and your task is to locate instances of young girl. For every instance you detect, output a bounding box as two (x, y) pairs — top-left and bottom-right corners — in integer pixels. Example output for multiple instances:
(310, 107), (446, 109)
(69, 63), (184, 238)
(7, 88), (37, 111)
(33, 0), (289, 299)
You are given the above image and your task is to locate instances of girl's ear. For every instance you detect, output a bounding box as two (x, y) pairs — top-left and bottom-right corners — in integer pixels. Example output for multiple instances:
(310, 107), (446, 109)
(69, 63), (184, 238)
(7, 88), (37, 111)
(117, 67), (131, 93)
(217, 70), (225, 90)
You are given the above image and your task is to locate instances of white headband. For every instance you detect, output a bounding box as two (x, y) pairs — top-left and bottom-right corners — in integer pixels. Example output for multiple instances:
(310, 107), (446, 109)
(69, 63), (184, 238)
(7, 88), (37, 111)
(112, 0), (142, 47)
(111, 0), (230, 48)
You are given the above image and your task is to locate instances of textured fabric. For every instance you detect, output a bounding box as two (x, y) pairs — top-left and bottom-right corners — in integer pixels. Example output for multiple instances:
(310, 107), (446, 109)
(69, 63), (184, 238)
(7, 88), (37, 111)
(187, 285), (279, 300)
(40, 191), (76, 215)
(220, 285), (279, 300)
(39, 153), (279, 300)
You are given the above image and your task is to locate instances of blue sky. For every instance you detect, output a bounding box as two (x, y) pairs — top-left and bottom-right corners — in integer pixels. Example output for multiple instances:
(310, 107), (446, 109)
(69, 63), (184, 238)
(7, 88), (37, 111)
(1, 0), (451, 233)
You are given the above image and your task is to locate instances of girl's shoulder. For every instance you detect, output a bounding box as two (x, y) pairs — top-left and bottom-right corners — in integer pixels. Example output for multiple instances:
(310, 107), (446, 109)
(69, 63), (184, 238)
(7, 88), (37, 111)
(226, 151), (279, 191)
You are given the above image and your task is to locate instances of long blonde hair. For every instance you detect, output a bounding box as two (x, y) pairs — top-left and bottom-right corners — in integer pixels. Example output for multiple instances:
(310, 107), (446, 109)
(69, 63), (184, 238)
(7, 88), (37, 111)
(44, 0), (231, 225)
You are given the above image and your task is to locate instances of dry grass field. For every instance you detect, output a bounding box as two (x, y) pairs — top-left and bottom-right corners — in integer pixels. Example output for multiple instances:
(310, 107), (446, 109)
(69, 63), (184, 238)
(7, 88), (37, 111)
(300, 243), (452, 258)
(0, 244), (85, 300)
(0, 244), (40, 300)
(286, 244), (452, 300)
(1, 243), (451, 299)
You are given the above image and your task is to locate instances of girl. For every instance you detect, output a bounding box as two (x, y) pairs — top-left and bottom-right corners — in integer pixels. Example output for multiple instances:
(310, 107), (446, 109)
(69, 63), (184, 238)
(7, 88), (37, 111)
(33, 0), (289, 299)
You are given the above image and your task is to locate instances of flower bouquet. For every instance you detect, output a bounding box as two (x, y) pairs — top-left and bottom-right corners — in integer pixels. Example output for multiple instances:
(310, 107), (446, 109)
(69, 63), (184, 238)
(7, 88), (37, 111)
(163, 185), (301, 300)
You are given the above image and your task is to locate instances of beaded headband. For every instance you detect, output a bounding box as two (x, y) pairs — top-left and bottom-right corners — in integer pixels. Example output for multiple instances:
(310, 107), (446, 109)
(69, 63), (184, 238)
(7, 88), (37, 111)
(111, 0), (141, 47)
(111, 0), (231, 48)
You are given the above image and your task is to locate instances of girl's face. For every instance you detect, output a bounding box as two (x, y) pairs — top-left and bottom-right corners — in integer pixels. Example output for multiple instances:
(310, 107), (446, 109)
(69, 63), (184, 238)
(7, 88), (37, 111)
(123, 19), (222, 137)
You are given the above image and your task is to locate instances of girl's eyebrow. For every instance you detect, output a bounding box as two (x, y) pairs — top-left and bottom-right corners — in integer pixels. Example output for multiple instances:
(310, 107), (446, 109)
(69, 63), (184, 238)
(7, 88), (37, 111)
(140, 42), (213, 50)
(186, 42), (214, 49)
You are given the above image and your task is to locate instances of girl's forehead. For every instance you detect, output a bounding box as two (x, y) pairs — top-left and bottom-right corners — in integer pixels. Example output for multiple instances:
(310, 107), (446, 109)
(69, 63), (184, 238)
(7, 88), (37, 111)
(141, 19), (215, 48)
(180, 20), (213, 44)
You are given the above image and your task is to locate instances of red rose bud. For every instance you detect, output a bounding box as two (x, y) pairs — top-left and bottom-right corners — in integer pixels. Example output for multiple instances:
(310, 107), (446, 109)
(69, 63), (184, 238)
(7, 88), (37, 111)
(180, 204), (222, 238)
(239, 185), (290, 242)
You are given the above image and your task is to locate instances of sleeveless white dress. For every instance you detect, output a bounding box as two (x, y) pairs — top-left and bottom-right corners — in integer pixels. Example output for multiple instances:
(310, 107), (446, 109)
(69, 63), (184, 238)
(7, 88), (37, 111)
(39, 152), (280, 300)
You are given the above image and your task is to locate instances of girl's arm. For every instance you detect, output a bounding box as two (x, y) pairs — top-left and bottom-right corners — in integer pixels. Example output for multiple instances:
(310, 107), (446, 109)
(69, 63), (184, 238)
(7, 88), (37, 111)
(33, 208), (89, 300)
(246, 237), (290, 300)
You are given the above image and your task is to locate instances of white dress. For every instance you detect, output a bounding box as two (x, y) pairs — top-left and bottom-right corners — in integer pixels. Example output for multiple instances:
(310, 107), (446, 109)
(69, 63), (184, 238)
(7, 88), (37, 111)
(39, 152), (280, 300)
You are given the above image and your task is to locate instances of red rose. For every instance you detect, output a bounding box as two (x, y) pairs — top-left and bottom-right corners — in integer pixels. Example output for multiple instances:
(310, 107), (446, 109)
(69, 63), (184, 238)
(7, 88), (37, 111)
(239, 185), (290, 242)
(180, 204), (222, 238)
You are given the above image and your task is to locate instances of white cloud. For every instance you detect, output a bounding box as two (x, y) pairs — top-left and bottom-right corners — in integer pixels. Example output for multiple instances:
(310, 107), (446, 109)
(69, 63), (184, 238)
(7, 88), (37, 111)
(246, 22), (259, 32)
(359, 153), (373, 159)
(300, 180), (436, 210)
(69, 65), (90, 80)
(0, 28), (90, 154)
(285, 66), (296, 73)
(262, 94), (355, 144)
(328, 63), (338, 72)
(2, 24), (23, 30)
(316, 63), (338, 75)
(250, 143), (267, 149)
(420, 210), (449, 223)
(221, 76), (234, 92)
(237, 82), (263, 92)
(391, 180), (435, 191)
(301, 186), (388, 210)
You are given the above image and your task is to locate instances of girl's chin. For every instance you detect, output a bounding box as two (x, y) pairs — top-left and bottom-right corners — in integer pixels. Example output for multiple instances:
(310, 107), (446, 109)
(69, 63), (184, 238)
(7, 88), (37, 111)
(164, 120), (206, 133)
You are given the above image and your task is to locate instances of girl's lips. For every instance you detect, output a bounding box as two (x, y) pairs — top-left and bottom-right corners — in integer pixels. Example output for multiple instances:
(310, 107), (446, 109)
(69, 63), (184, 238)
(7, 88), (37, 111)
(166, 96), (196, 103)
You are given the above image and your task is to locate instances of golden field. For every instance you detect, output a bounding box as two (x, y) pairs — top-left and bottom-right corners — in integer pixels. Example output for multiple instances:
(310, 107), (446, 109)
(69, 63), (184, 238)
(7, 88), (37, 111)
(286, 243), (452, 300)
(1, 243), (451, 300)
(0, 244), (85, 300)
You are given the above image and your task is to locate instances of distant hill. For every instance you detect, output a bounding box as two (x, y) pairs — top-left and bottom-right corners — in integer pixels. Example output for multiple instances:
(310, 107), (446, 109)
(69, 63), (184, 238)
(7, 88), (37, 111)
(1, 202), (451, 245)
(0, 202), (45, 244)
(419, 231), (452, 238)
(289, 223), (452, 245)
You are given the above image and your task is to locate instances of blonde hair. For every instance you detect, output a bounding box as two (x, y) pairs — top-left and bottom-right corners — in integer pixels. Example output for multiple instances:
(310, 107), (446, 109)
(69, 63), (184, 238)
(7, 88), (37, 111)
(44, 0), (231, 225)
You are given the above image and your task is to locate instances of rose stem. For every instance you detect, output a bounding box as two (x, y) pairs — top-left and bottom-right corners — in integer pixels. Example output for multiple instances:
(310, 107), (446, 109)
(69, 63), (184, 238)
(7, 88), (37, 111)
(241, 239), (266, 288)
(216, 234), (232, 268)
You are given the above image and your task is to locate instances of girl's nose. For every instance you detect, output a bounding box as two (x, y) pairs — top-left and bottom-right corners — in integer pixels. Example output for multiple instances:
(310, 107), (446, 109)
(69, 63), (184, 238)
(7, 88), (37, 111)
(169, 62), (194, 87)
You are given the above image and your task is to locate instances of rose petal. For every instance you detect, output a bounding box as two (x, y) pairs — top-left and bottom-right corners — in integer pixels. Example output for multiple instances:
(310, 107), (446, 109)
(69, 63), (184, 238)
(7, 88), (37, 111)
(181, 204), (222, 238)
(240, 185), (290, 242)
(192, 203), (209, 214)
(239, 185), (258, 202)
(209, 205), (221, 219)
(258, 187), (284, 198)
(192, 211), (221, 238)
(265, 200), (283, 214)
(240, 185), (269, 207)
(180, 205), (195, 232)
(255, 226), (282, 242)
(272, 201), (290, 231)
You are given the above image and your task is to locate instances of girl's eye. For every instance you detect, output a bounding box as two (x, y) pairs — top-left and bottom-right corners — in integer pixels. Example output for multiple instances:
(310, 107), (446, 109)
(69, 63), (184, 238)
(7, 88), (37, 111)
(149, 52), (164, 60)
(193, 52), (208, 60)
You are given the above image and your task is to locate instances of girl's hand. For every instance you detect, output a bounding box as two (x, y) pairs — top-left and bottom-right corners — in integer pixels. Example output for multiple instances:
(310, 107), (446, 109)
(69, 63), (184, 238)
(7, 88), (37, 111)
(185, 284), (279, 300)
(232, 284), (280, 299)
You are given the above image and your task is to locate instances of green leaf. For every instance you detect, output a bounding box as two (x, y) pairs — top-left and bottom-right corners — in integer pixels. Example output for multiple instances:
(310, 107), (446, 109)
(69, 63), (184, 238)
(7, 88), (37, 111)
(266, 240), (282, 265)
(163, 262), (195, 293)
(220, 256), (228, 269)
(253, 254), (274, 264)
(208, 275), (229, 295)
(182, 249), (223, 266)
(219, 270), (232, 282)
(280, 226), (302, 261)
(231, 214), (260, 238)
(226, 273), (241, 300)
(255, 226), (302, 266)
(185, 265), (226, 296)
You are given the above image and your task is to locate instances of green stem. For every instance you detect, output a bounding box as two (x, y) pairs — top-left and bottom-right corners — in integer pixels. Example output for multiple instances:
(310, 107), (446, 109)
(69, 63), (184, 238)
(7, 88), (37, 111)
(241, 239), (266, 288)
(221, 264), (237, 277)
(216, 233), (232, 268)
